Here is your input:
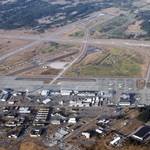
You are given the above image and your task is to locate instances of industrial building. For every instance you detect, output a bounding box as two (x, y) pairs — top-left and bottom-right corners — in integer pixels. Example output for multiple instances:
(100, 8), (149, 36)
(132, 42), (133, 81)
(69, 100), (91, 107)
(19, 107), (31, 113)
(77, 90), (97, 97)
(30, 128), (43, 137)
(42, 98), (51, 104)
(61, 90), (72, 96)
(82, 132), (90, 138)
(41, 90), (50, 96)
(68, 118), (77, 124)
(132, 126), (150, 141)
(0, 91), (10, 101)
(110, 137), (121, 146)
(95, 128), (103, 134)
(8, 130), (20, 138)
(51, 120), (61, 125)
(119, 93), (131, 106)
(33, 108), (50, 126)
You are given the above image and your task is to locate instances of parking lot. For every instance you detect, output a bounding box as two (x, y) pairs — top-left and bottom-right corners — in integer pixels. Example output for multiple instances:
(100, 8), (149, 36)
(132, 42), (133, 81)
(59, 78), (150, 105)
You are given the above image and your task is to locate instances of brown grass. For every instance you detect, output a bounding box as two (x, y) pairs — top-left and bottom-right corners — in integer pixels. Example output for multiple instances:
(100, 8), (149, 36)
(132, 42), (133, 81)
(0, 42), (81, 76)
(0, 38), (32, 55)
(20, 67), (60, 76)
(111, 109), (143, 135)
(127, 20), (146, 34)
(19, 142), (47, 150)
(120, 118), (143, 135)
(136, 79), (146, 89)
(0, 148), (6, 150)
(101, 7), (124, 16)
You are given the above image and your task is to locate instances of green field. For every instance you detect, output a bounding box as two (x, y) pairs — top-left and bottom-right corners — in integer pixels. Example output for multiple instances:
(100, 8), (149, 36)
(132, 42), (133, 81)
(40, 43), (74, 54)
(65, 47), (146, 78)
(69, 30), (85, 39)
(91, 14), (136, 39)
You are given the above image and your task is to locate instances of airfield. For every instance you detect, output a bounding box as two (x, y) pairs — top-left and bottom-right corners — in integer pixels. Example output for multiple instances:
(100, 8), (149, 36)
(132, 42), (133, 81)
(0, 7), (150, 106)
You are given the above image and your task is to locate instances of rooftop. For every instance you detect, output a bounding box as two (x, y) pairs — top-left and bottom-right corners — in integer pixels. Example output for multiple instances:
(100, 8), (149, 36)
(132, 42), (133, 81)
(133, 126), (150, 138)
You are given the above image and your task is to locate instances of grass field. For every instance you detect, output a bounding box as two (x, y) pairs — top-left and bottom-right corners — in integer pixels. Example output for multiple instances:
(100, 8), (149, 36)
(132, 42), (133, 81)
(65, 45), (149, 78)
(133, 0), (150, 10)
(40, 42), (74, 54)
(91, 14), (136, 39)
(69, 30), (84, 39)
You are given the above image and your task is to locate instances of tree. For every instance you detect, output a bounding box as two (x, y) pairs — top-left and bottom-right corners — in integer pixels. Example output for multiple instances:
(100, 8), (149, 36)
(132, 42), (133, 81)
(138, 108), (150, 122)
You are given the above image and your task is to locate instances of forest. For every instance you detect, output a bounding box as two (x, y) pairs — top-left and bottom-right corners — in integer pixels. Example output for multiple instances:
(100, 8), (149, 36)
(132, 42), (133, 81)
(137, 10), (150, 37)
(0, 0), (145, 32)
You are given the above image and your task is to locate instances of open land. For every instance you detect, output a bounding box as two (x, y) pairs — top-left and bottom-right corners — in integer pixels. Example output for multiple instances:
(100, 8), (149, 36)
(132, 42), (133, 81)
(0, 39), (33, 56)
(0, 42), (81, 76)
(59, 28), (85, 40)
(90, 14), (138, 40)
(19, 142), (47, 150)
(65, 45), (149, 78)
(126, 20), (146, 35)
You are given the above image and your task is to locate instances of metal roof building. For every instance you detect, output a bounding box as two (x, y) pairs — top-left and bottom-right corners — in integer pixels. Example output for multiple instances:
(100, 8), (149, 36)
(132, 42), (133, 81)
(132, 126), (150, 141)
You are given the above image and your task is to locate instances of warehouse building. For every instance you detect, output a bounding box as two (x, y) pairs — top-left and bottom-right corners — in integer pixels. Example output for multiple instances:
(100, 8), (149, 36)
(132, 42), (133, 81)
(132, 126), (150, 141)
(41, 90), (50, 96)
(0, 92), (10, 101)
(119, 93), (131, 106)
(30, 128), (43, 137)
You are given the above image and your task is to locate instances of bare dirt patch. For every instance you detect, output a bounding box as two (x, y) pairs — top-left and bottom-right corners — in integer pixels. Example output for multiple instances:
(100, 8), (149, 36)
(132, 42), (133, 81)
(126, 20), (146, 35)
(101, 7), (125, 16)
(0, 25), (63, 38)
(19, 142), (47, 150)
(111, 109), (143, 135)
(0, 148), (6, 150)
(21, 67), (61, 76)
(0, 38), (32, 55)
(136, 79), (146, 89)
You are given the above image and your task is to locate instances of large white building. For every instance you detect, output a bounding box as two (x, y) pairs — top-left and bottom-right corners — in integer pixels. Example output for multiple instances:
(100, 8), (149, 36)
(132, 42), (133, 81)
(61, 90), (72, 96)
(19, 107), (31, 113)
(68, 118), (76, 124)
(41, 90), (50, 96)
(69, 100), (90, 107)
(82, 132), (90, 138)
